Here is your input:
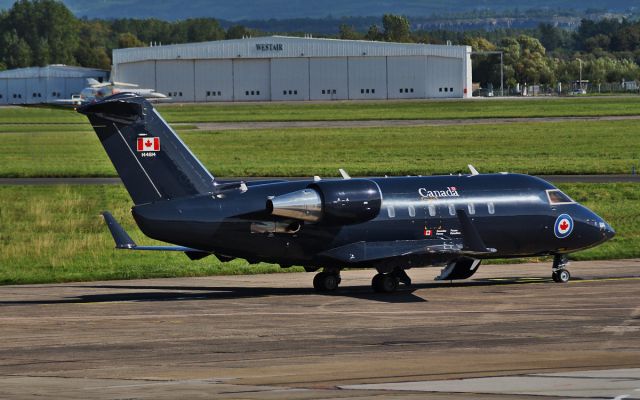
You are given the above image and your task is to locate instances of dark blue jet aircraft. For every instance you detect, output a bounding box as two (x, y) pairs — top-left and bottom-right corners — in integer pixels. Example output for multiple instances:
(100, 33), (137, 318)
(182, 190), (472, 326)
(79, 94), (615, 293)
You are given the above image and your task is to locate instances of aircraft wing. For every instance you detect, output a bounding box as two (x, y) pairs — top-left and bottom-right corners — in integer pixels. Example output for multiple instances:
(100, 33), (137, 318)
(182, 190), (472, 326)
(101, 211), (210, 260)
(318, 239), (490, 264)
(319, 209), (496, 264)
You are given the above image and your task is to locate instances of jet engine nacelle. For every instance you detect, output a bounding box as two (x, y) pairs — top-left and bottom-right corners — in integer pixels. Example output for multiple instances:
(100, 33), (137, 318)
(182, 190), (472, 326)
(267, 179), (382, 225)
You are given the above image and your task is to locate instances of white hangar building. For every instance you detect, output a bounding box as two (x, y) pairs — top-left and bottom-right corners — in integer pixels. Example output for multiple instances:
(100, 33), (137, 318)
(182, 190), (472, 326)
(112, 36), (472, 103)
(0, 65), (109, 105)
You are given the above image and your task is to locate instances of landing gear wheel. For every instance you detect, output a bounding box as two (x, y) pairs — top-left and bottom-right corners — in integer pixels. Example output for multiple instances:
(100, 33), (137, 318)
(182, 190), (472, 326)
(313, 272), (340, 292)
(372, 273), (399, 293)
(552, 269), (571, 283)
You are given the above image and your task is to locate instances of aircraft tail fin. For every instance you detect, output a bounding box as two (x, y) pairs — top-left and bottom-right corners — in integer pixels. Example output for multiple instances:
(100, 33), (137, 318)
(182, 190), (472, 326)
(78, 94), (215, 205)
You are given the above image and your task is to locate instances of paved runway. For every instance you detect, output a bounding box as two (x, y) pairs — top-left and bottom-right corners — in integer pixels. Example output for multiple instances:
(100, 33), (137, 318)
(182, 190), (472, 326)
(1, 259), (639, 399)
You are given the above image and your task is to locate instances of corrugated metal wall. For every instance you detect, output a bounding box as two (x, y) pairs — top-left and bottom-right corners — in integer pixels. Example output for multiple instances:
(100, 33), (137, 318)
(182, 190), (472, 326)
(117, 61), (156, 90)
(115, 49), (469, 103)
(0, 66), (108, 105)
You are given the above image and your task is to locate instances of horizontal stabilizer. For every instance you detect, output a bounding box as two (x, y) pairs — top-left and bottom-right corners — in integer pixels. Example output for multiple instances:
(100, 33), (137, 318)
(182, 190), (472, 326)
(102, 211), (136, 249)
(101, 211), (209, 258)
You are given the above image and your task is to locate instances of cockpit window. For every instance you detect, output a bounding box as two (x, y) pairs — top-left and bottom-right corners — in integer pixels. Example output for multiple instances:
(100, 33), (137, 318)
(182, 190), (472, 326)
(546, 189), (575, 205)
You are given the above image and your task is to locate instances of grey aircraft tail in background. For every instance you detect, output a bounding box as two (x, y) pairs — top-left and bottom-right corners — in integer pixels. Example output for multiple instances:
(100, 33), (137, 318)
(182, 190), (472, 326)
(78, 93), (615, 292)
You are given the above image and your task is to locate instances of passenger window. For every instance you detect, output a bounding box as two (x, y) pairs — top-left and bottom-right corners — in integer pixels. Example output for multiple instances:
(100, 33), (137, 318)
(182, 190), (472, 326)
(448, 204), (455, 216)
(428, 204), (436, 217)
(547, 189), (575, 204)
(468, 203), (475, 215)
(387, 205), (396, 218)
(488, 202), (495, 215)
(408, 205), (415, 218)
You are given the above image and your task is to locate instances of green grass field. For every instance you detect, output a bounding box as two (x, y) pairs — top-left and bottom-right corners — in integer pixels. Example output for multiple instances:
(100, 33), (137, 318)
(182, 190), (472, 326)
(2, 96), (640, 125)
(156, 97), (640, 123)
(0, 183), (636, 285)
(1, 120), (638, 177)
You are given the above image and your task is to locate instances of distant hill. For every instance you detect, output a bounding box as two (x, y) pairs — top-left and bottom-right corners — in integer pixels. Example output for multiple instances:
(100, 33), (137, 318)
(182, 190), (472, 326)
(0, 0), (635, 21)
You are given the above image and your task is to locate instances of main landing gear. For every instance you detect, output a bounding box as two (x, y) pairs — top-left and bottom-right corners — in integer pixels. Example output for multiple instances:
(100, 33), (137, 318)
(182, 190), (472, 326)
(372, 268), (411, 293)
(552, 254), (571, 283)
(313, 268), (341, 292)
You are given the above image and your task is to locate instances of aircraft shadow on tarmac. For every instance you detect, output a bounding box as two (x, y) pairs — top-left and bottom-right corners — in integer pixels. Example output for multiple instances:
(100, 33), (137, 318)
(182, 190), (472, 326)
(0, 276), (580, 306)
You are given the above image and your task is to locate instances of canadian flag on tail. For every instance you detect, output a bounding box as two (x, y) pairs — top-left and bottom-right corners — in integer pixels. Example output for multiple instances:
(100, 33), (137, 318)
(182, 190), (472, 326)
(137, 137), (160, 152)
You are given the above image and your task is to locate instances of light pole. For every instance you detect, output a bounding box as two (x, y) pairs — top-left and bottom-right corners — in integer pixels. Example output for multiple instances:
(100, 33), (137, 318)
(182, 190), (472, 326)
(577, 58), (582, 91)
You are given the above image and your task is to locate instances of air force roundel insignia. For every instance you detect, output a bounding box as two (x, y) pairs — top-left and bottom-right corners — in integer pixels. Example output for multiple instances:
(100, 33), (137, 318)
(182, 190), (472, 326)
(554, 214), (574, 239)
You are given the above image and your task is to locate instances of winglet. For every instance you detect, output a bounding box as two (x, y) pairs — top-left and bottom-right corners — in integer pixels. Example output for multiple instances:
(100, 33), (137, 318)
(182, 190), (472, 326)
(456, 210), (495, 253)
(468, 164), (479, 176)
(101, 211), (136, 249)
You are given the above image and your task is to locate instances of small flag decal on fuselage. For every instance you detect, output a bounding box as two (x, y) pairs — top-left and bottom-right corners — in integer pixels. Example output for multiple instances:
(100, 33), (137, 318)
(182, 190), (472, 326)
(137, 137), (160, 152)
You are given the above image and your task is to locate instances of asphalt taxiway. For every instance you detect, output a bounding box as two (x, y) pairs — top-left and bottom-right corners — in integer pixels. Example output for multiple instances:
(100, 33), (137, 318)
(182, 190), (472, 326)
(1, 259), (639, 399)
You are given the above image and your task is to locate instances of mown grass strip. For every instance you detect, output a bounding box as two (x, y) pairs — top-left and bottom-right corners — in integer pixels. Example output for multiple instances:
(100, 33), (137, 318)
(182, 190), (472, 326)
(1, 120), (638, 177)
(1, 96), (640, 126)
(156, 97), (640, 123)
(0, 183), (636, 285)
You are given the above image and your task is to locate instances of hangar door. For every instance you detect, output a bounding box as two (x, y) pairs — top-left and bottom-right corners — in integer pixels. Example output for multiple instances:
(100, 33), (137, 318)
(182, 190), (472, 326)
(426, 56), (463, 98)
(8, 78), (26, 104)
(156, 60), (195, 103)
(195, 60), (233, 102)
(348, 57), (387, 100)
(26, 78), (46, 104)
(271, 58), (309, 101)
(387, 56), (427, 99)
(309, 58), (348, 100)
(233, 59), (270, 101)
(116, 61), (157, 90)
(0, 79), (8, 104)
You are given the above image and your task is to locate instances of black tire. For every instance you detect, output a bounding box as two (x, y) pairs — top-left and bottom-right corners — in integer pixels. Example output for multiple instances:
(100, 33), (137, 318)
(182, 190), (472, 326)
(313, 272), (326, 291)
(557, 269), (571, 283)
(313, 272), (339, 292)
(552, 269), (570, 283)
(372, 273), (399, 293)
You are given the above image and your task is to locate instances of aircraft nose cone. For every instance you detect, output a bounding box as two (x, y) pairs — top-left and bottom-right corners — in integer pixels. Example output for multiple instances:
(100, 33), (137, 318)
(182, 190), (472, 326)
(604, 223), (616, 240)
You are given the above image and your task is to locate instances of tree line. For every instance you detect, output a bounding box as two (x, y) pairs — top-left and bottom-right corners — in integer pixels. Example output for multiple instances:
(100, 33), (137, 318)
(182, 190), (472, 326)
(1, 0), (639, 90)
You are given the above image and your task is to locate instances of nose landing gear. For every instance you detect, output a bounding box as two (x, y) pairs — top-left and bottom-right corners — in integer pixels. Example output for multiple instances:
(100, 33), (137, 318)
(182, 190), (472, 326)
(552, 254), (571, 283)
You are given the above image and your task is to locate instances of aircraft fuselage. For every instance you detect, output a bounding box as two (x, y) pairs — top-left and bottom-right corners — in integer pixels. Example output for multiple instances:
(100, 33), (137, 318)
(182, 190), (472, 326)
(131, 173), (613, 270)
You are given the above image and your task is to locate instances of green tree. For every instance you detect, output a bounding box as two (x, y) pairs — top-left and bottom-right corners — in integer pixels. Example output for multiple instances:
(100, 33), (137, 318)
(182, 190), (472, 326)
(365, 24), (383, 41)
(501, 35), (554, 86)
(338, 24), (361, 40)
(183, 18), (225, 42)
(118, 32), (144, 48)
(225, 25), (252, 40)
(0, 0), (79, 67)
(382, 14), (411, 43)
(0, 29), (33, 68)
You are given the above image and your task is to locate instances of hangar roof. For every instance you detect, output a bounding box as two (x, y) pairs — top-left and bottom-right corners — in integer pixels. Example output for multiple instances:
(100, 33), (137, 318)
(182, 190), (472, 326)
(113, 36), (470, 65)
(0, 65), (108, 79)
